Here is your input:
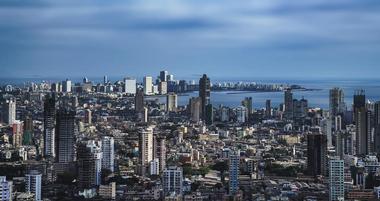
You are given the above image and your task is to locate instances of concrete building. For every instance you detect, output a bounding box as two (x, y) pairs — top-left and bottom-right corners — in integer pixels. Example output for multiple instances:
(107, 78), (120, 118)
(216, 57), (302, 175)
(163, 166), (183, 196)
(329, 158), (344, 201)
(124, 77), (136, 95)
(101, 136), (115, 172)
(2, 98), (16, 125)
(25, 170), (42, 201)
(229, 150), (240, 195)
(167, 93), (178, 112)
(0, 176), (12, 201)
(139, 127), (154, 176)
(143, 76), (153, 95)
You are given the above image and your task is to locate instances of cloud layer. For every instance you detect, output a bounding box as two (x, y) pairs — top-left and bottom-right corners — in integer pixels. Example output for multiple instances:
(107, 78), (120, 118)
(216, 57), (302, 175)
(1, 0), (380, 79)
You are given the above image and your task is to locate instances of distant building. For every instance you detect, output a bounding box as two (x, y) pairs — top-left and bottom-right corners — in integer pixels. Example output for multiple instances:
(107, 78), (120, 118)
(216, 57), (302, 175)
(2, 98), (16, 125)
(159, 81), (168, 95)
(329, 88), (345, 116)
(284, 88), (293, 120)
(23, 113), (33, 145)
(166, 93), (178, 112)
(56, 108), (76, 164)
(124, 77), (136, 95)
(205, 104), (213, 125)
(163, 166), (183, 196)
(374, 101), (380, 154)
(135, 89), (145, 113)
(241, 97), (253, 118)
(77, 141), (102, 189)
(25, 170), (42, 201)
(199, 74), (210, 121)
(150, 158), (160, 175)
(143, 76), (153, 95)
(101, 136), (115, 172)
(265, 99), (272, 118)
(12, 120), (23, 148)
(189, 97), (201, 122)
(84, 109), (92, 124)
(160, 70), (168, 82)
(154, 136), (166, 173)
(236, 106), (247, 123)
(99, 182), (116, 200)
(44, 94), (56, 158)
(354, 90), (370, 155)
(62, 79), (72, 93)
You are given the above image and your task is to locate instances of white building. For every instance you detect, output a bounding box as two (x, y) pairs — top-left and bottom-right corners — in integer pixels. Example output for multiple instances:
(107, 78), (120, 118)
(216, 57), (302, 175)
(329, 158), (344, 201)
(62, 79), (72, 93)
(163, 166), (183, 196)
(166, 93), (178, 112)
(236, 106), (247, 123)
(139, 127), (154, 176)
(124, 77), (136, 95)
(143, 76), (153, 95)
(25, 170), (42, 201)
(2, 98), (16, 125)
(150, 158), (160, 175)
(101, 136), (115, 172)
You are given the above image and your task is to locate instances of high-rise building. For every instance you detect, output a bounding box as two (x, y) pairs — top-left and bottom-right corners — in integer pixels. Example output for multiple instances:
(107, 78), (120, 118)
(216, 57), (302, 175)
(159, 81), (168, 95)
(62, 79), (72, 93)
(354, 90), (369, 156)
(84, 109), (92, 124)
(143, 76), (153, 95)
(77, 141), (102, 189)
(44, 94), (56, 158)
(0, 176), (12, 201)
(56, 108), (76, 163)
(135, 89), (145, 113)
(2, 98), (16, 125)
(25, 170), (42, 201)
(124, 77), (136, 95)
(307, 133), (327, 176)
(139, 127), (154, 176)
(154, 136), (166, 173)
(104, 75), (108, 84)
(199, 74), (210, 121)
(205, 104), (213, 125)
(149, 158), (160, 176)
(284, 88), (293, 120)
(329, 158), (344, 201)
(23, 113), (33, 145)
(265, 99), (272, 118)
(189, 97), (201, 122)
(160, 71), (168, 82)
(163, 166), (183, 196)
(12, 120), (23, 148)
(166, 93), (178, 112)
(330, 88), (345, 116)
(236, 106), (247, 123)
(321, 117), (333, 148)
(101, 136), (115, 172)
(241, 97), (253, 119)
(374, 101), (380, 154)
(229, 150), (240, 195)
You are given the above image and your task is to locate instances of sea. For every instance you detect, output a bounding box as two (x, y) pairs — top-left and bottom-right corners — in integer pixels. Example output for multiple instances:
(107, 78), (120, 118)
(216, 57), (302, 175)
(1, 77), (380, 109)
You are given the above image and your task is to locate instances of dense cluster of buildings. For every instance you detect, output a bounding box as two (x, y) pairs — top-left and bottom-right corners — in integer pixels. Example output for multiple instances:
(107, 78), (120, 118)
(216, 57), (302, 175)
(0, 71), (380, 201)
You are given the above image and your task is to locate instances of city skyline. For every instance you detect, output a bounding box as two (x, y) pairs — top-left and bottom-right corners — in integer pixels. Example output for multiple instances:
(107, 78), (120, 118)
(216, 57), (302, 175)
(1, 0), (380, 78)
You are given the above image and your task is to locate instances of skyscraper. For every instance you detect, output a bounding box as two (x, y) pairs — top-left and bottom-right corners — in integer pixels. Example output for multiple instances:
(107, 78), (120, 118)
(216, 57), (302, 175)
(374, 101), (380, 154)
(143, 76), (153, 95)
(354, 90), (369, 155)
(329, 88), (345, 116)
(307, 133), (327, 176)
(12, 120), (23, 148)
(135, 89), (145, 113)
(159, 81), (168, 95)
(124, 77), (136, 95)
(329, 158), (344, 201)
(229, 150), (240, 195)
(2, 98), (16, 125)
(62, 79), (72, 93)
(265, 99), (272, 118)
(166, 93), (178, 112)
(139, 127), (154, 176)
(241, 97), (253, 119)
(189, 97), (201, 122)
(163, 166), (183, 196)
(56, 108), (76, 163)
(154, 136), (166, 173)
(23, 113), (33, 145)
(44, 94), (56, 158)
(77, 141), (102, 189)
(205, 104), (213, 125)
(284, 88), (293, 120)
(199, 74), (210, 121)
(101, 136), (115, 172)
(25, 170), (42, 201)
(160, 70), (168, 82)
(84, 109), (92, 124)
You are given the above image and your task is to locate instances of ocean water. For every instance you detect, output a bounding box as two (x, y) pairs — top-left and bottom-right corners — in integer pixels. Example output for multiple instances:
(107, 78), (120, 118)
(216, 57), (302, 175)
(1, 77), (380, 109)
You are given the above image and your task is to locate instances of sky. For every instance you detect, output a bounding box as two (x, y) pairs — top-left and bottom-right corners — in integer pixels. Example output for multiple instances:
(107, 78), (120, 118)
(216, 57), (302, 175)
(1, 0), (380, 79)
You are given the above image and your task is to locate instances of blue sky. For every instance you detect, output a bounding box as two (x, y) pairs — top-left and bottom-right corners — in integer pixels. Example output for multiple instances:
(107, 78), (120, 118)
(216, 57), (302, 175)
(1, 0), (380, 79)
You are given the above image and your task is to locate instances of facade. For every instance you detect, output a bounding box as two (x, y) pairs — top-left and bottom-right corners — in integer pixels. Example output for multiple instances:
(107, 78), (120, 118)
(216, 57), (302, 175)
(2, 98), (16, 125)
(229, 151), (240, 195)
(199, 74), (210, 121)
(329, 158), (344, 201)
(307, 133), (327, 176)
(139, 127), (154, 176)
(124, 77), (137, 95)
(99, 182), (116, 200)
(167, 93), (178, 112)
(77, 142), (102, 189)
(44, 94), (56, 158)
(101, 136), (115, 172)
(56, 109), (76, 164)
(143, 76), (153, 95)
(25, 170), (42, 201)
(163, 166), (183, 196)
(0, 177), (12, 201)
